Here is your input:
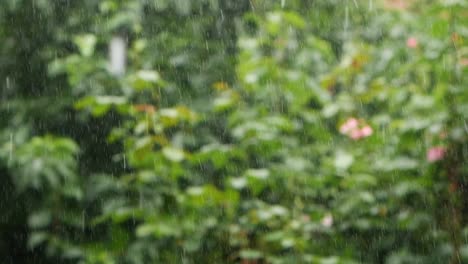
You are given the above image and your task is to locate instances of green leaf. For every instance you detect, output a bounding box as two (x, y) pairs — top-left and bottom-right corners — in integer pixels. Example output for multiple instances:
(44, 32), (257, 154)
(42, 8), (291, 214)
(246, 168), (269, 179)
(239, 249), (263, 260)
(28, 232), (48, 249)
(334, 150), (354, 171)
(73, 34), (97, 57)
(162, 147), (185, 162)
(28, 211), (51, 228)
(230, 177), (247, 189)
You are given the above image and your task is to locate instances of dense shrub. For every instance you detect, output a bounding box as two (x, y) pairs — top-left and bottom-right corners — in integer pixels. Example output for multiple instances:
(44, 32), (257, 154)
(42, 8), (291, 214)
(0, 0), (467, 263)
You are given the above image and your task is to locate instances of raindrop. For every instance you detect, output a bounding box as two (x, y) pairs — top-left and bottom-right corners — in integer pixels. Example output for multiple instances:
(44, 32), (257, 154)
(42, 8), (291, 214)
(8, 133), (13, 164)
(139, 189), (143, 209)
(344, 5), (349, 40)
(81, 211), (85, 232)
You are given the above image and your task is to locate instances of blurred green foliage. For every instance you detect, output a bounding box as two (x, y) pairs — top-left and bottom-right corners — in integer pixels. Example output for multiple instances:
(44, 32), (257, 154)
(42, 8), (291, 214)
(0, 0), (467, 263)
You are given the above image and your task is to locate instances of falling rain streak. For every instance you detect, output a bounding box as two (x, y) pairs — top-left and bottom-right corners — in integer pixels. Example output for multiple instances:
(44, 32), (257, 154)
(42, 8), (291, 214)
(0, 1), (466, 263)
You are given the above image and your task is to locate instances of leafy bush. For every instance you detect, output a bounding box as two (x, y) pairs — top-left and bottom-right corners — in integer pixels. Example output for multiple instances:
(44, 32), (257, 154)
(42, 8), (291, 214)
(0, 0), (467, 263)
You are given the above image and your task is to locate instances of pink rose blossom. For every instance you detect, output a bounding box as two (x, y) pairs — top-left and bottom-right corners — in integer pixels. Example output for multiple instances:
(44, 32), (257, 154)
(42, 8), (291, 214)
(407, 37), (418, 48)
(339, 118), (358, 134)
(361, 125), (373, 137)
(384, 0), (409, 10)
(427, 146), (446, 162)
(321, 213), (333, 227)
(339, 118), (373, 140)
(350, 129), (364, 140)
(460, 58), (468, 67)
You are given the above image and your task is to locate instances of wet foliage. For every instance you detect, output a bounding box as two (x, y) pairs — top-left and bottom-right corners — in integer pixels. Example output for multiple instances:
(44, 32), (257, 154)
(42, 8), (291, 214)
(0, 0), (467, 263)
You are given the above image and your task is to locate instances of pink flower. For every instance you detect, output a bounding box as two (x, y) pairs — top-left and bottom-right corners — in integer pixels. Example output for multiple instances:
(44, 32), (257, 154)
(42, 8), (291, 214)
(384, 0), (409, 10)
(339, 118), (358, 134)
(339, 118), (373, 140)
(407, 37), (418, 48)
(460, 58), (468, 67)
(427, 146), (446, 162)
(350, 129), (364, 140)
(361, 125), (373, 137)
(321, 213), (333, 227)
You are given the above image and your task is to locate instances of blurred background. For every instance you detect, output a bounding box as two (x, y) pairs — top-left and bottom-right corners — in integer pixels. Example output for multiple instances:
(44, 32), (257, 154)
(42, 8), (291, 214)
(0, 0), (467, 263)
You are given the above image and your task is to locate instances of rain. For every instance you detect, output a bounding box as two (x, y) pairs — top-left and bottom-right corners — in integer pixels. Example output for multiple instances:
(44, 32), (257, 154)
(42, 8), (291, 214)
(0, 0), (467, 263)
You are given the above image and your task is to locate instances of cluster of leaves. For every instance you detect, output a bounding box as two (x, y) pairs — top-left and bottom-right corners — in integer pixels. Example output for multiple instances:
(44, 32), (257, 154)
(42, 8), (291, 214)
(0, 0), (467, 263)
